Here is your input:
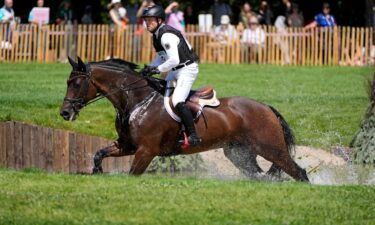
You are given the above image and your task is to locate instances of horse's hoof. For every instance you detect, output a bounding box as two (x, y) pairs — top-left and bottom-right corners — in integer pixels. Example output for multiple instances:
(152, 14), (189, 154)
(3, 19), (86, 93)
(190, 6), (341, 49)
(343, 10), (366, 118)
(92, 167), (103, 174)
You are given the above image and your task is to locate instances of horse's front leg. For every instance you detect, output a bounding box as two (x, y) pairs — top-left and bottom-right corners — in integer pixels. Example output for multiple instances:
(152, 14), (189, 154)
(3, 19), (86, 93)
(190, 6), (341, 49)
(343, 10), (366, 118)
(93, 142), (134, 174)
(129, 146), (157, 175)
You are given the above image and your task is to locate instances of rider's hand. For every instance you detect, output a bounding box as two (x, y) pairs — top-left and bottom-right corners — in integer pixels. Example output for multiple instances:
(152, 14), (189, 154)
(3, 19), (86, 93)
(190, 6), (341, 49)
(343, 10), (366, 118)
(141, 65), (160, 77)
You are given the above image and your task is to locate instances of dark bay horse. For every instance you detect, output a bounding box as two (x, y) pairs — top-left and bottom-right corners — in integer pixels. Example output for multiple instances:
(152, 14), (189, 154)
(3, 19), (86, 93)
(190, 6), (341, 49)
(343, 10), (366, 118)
(60, 57), (309, 182)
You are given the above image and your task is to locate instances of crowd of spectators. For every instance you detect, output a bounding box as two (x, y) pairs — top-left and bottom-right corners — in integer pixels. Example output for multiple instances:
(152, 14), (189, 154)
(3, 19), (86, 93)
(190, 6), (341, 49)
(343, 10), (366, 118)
(0, 0), (373, 65)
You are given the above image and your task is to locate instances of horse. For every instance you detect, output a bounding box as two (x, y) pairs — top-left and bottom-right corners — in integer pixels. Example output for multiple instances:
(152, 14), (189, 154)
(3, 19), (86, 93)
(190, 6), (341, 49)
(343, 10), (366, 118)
(60, 57), (309, 182)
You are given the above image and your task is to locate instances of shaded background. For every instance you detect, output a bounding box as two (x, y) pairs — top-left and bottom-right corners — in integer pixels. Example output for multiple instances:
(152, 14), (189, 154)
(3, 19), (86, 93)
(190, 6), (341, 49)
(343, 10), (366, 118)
(12, 0), (374, 26)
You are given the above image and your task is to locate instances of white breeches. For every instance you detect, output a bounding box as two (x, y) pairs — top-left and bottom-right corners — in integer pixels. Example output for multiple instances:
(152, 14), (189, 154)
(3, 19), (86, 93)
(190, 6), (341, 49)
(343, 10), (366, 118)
(166, 62), (199, 107)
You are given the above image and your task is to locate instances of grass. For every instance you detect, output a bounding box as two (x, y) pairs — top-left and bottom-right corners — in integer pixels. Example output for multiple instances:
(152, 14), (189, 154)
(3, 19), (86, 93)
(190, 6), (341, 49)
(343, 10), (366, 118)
(0, 168), (374, 225)
(0, 63), (373, 148)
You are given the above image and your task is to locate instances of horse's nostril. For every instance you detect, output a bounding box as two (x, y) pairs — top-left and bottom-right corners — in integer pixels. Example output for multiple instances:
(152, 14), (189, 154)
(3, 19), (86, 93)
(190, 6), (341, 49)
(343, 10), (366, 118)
(60, 110), (70, 118)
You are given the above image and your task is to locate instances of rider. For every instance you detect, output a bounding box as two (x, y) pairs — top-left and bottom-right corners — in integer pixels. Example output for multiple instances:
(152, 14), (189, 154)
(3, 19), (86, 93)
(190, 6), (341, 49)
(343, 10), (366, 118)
(140, 5), (201, 146)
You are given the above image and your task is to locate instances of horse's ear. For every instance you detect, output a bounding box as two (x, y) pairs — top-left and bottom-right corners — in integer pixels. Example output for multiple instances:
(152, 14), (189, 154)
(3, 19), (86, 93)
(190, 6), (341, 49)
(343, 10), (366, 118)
(77, 56), (86, 72)
(68, 56), (78, 69)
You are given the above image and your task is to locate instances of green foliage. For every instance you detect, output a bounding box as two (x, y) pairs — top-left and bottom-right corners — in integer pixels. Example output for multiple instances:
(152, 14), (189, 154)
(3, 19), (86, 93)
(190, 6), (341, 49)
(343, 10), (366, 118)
(0, 63), (372, 149)
(351, 106), (375, 164)
(0, 168), (374, 225)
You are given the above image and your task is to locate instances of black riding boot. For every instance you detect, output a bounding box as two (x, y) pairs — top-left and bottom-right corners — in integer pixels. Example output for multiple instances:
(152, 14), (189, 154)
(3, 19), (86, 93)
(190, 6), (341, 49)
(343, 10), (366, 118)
(175, 102), (201, 146)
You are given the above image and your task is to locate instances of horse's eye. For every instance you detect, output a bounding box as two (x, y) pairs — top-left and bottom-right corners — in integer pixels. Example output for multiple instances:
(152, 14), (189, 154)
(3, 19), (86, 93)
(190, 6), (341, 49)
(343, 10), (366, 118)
(73, 81), (81, 89)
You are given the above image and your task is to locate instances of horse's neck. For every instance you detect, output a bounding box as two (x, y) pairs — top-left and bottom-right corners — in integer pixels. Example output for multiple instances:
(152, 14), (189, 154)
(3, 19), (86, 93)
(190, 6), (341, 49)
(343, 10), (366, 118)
(92, 67), (155, 114)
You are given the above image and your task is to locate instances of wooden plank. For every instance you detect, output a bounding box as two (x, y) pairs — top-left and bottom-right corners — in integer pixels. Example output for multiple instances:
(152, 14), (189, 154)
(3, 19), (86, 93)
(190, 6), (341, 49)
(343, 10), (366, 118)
(359, 27), (364, 66)
(84, 135), (93, 173)
(14, 122), (23, 169)
(52, 129), (63, 171)
(29, 124), (38, 168)
(364, 27), (370, 65)
(69, 132), (77, 173)
(0, 123), (6, 167)
(61, 130), (69, 173)
(45, 127), (54, 171)
(5, 122), (15, 168)
(22, 123), (31, 169)
(75, 134), (85, 173)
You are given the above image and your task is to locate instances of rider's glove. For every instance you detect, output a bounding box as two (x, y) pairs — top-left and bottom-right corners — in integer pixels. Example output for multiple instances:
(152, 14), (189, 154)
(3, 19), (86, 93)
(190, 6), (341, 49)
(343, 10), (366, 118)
(141, 65), (160, 77)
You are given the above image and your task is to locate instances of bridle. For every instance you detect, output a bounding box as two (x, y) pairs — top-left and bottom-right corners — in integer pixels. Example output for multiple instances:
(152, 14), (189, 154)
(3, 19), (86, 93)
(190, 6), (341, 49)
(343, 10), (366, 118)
(63, 65), (151, 114)
(64, 70), (92, 114)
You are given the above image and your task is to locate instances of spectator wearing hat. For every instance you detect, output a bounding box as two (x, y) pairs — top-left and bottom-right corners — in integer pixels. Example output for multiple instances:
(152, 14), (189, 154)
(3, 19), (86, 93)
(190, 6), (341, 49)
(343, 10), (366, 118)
(241, 16), (265, 48)
(240, 15), (265, 63)
(108, 0), (128, 29)
(56, 0), (73, 25)
(305, 2), (336, 29)
(213, 15), (237, 45)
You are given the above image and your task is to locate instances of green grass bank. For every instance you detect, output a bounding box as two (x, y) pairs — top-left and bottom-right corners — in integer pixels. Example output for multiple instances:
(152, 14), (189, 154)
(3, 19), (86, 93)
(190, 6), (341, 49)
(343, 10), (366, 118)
(0, 168), (374, 225)
(0, 63), (372, 148)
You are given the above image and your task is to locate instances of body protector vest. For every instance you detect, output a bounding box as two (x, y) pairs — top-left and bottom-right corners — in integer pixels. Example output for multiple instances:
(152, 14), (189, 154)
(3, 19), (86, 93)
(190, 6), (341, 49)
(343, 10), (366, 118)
(153, 25), (199, 65)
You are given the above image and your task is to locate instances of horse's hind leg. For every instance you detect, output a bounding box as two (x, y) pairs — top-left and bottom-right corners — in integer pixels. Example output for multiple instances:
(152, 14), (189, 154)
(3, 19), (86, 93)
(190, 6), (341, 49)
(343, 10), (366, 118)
(258, 148), (309, 182)
(223, 144), (263, 178)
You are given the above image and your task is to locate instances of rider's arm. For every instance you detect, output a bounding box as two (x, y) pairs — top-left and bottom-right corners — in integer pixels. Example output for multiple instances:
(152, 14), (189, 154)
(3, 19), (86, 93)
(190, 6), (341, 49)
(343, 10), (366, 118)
(157, 33), (180, 73)
(149, 54), (163, 67)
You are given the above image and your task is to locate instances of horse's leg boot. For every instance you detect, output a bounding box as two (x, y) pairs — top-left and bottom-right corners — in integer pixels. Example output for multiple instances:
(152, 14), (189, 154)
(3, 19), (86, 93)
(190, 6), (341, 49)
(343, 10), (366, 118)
(176, 102), (201, 147)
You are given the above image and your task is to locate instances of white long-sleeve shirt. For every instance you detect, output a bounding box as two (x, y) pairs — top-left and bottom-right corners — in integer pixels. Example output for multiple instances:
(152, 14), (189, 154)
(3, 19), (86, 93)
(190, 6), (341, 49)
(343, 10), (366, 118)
(150, 26), (183, 73)
(241, 27), (265, 46)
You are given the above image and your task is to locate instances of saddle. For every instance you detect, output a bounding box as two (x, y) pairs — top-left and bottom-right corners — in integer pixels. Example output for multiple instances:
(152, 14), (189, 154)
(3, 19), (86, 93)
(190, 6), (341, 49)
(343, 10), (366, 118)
(164, 84), (220, 123)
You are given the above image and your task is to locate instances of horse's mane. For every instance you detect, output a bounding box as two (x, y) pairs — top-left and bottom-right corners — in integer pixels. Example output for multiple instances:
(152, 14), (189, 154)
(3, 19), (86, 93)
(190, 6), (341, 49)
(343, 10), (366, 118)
(89, 58), (139, 73)
(88, 58), (166, 94)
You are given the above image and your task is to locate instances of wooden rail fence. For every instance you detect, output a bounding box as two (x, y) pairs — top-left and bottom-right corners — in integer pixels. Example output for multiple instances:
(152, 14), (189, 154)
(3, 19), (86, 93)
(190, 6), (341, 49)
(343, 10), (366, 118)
(0, 24), (373, 66)
(0, 121), (133, 173)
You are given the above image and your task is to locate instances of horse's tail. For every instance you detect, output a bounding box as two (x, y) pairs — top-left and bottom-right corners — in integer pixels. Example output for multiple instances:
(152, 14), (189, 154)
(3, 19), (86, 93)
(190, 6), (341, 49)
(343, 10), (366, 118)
(268, 105), (295, 156)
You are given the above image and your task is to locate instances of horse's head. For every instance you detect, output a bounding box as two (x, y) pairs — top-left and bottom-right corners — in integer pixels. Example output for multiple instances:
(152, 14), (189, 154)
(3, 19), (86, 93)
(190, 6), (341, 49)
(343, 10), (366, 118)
(60, 56), (98, 121)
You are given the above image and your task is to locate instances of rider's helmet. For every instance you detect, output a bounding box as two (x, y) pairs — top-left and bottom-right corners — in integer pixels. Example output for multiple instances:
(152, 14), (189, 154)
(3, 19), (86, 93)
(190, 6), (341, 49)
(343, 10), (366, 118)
(141, 5), (166, 21)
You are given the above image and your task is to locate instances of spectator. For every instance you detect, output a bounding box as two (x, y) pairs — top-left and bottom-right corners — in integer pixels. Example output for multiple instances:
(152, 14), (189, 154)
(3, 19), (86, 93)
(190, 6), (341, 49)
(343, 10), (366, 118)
(29, 0), (48, 25)
(56, 0), (73, 25)
(241, 16), (265, 49)
(238, 2), (256, 30)
(257, 0), (273, 25)
(213, 15), (237, 44)
(288, 3), (303, 27)
(81, 5), (93, 24)
(0, 0), (15, 25)
(125, 0), (139, 25)
(305, 2), (336, 29)
(184, 4), (197, 25)
(274, 16), (290, 64)
(108, 0), (128, 29)
(165, 1), (185, 33)
(209, 0), (233, 26)
(281, 0), (292, 18)
(0, 0), (16, 46)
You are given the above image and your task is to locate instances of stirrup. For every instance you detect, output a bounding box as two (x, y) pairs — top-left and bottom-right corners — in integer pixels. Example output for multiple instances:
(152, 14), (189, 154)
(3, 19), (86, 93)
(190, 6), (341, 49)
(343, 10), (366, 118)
(178, 132), (201, 148)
